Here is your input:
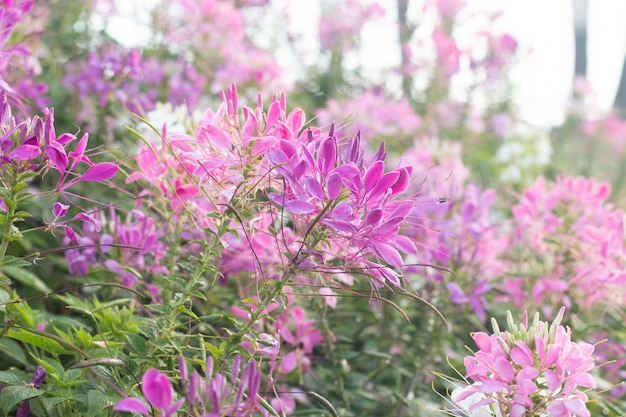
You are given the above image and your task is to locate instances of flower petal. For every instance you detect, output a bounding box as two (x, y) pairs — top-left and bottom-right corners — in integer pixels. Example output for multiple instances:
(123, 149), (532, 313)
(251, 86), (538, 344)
(284, 200), (316, 214)
(113, 398), (150, 416)
(79, 162), (118, 182)
(142, 369), (172, 410)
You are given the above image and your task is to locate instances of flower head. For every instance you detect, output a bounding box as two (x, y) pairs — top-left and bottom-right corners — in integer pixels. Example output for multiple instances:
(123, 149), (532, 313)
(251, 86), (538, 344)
(455, 308), (596, 417)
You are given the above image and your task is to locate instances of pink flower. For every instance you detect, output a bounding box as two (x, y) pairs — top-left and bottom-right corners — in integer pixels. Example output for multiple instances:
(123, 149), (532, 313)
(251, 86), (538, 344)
(319, 0), (385, 51)
(276, 306), (324, 374)
(504, 175), (626, 315)
(432, 30), (461, 75)
(182, 355), (264, 416)
(114, 369), (184, 417)
(457, 308), (596, 417)
(316, 89), (422, 141)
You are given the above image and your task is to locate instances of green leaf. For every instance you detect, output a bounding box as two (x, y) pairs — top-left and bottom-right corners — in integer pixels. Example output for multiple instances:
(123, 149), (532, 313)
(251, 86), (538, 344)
(199, 314), (223, 322)
(0, 369), (30, 384)
(203, 342), (222, 361)
(190, 289), (207, 301)
(40, 396), (68, 410)
(4, 196), (16, 211)
(86, 390), (110, 417)
(176, 306), (198, 320)
(91, 298), (133, 312)
(6, 328), (71, 355)
(125, 333), (147, 354)
(147, 304), (169, 314)
(62, 369), (82, 383)
(0, 385), (44, 414)
(31, 355), (64, 377)
(0, 275), (10, 285)
(177, 262), (193, 271)
(11, 182), (28, 193)
(66, 305), (95, 320)
(0, 338), (27, 366)
(136, 325), (157, 338)
(12, 211), (32, 218)
(164, 275), (187, 289)
(1, 265), (52, 293)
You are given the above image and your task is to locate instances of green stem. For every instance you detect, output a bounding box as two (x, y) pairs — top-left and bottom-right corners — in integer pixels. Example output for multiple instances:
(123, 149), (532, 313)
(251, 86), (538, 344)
(158, 244), (214, 347)
(229, 200), (333, 345)
(231, 265), (294, 348)
(0, 184), (17, 266)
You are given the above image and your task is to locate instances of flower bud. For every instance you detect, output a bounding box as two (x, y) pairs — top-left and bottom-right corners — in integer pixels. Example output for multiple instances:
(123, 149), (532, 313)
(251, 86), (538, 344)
(31, 365), (46, 388)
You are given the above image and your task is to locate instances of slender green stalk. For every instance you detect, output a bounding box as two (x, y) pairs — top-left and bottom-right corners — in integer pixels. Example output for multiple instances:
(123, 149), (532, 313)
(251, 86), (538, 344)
(0, 181), (17, 266)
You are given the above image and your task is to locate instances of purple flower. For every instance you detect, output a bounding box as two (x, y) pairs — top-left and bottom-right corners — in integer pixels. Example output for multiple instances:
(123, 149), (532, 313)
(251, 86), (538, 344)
(264, 126), (417, 287)
(52, 202), (69, 218)
(31, 365), (46, 388)
(184, 356), (263, 416)
(16, 402), (30, 417)
(0, 0), (48, 113)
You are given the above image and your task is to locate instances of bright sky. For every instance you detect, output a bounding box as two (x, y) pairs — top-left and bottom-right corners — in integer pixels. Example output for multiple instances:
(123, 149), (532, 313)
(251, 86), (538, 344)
(105, 0), (626, 127)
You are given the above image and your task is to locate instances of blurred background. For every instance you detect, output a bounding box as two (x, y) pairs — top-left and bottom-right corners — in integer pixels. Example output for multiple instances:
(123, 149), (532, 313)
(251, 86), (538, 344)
(103, 0), (626, 127)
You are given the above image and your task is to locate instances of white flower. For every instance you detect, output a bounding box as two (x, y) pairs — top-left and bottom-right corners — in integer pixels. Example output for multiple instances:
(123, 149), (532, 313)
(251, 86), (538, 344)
(451, 385), (503, 417)
(143, 102), (190, 135)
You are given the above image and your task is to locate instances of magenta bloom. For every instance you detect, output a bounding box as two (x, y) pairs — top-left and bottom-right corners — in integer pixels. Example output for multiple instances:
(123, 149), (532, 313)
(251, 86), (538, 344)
(182, 355), (263, 416)
(114, 369), (184, 417)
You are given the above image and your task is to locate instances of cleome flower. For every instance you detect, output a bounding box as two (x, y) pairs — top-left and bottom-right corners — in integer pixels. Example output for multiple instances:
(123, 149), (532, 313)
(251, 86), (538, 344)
(265, 127), (417, 288)
(127, 84), (420, 290)
(453, 307), (596, 417)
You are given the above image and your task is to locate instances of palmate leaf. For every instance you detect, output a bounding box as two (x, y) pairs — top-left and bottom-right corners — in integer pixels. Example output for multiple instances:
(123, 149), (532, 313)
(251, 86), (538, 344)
(0, 385), (44, 414)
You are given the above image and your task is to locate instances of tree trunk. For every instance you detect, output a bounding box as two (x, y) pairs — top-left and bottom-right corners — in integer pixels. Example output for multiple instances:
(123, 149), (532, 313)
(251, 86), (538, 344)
(573, 0), (588, 77)
(397, 0), (412, 99)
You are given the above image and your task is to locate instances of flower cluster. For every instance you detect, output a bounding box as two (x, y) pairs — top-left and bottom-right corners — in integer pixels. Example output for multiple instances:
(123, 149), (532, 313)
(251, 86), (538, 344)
(0, 0), (48, 112)
(580, 114), (626, 156)
(493, 131), (552, 184)
(114, 356), (264, 417)
(265, 128), (418, 287)
(160, 0), (286, 95)
(318, 0), (385, 51)
(400, 138), (506, 321)
(316, 89), (422, 144)
(0, 89), (118, 212)
(503, 175), (626, 316)
(62, 44), (163, 120)
(234, 294), (325, 383)
(126, 85), (418, 290)
(454, 308), (596, 417)
(63, 208), (168, 302)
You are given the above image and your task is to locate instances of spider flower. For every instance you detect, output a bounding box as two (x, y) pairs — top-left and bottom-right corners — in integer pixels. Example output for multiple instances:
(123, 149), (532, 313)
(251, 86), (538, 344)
(454, 308), (596, 417)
